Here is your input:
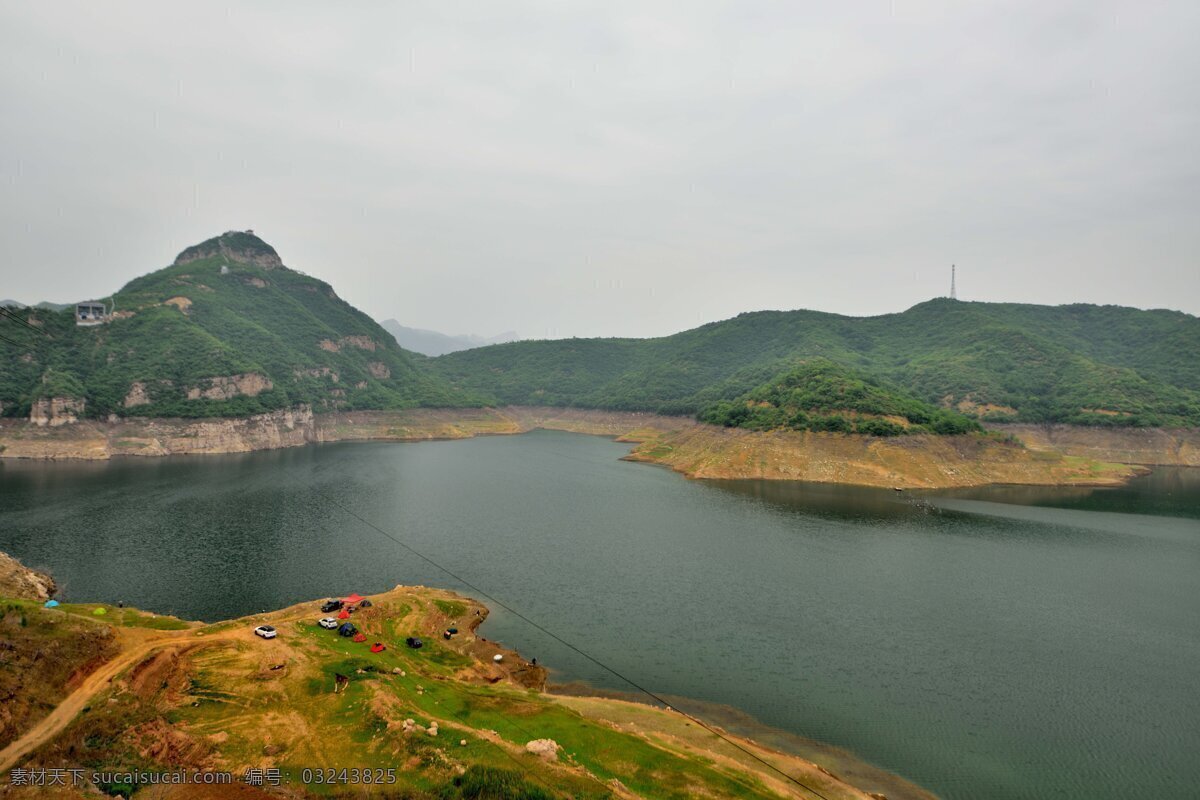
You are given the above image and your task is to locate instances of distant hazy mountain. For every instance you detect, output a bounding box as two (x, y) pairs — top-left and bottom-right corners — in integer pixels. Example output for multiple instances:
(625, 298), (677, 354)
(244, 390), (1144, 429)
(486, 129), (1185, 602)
(379, 319), (519, 357)
(1, 299), (71, 311)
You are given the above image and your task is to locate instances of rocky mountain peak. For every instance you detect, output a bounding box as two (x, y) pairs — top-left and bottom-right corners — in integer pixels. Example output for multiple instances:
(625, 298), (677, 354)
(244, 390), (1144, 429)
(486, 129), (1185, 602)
(174, 229), (284, 269)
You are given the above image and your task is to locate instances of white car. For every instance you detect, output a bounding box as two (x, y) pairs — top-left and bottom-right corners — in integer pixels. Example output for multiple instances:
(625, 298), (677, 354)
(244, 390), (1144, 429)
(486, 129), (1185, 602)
(254, 625), (277, 639)
(318, 617), (338, 630)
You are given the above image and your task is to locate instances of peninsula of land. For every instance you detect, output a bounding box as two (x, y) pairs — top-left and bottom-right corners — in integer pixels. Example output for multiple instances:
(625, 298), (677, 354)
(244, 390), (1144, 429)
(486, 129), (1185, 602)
(0, 553), (932, 800)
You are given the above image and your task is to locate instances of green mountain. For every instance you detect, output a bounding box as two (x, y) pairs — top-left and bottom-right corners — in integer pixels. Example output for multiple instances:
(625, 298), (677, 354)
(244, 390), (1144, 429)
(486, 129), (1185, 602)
(0, 232), (475, 419)
(5, 234), (1196, 431)
(430, 300), (1200, 428)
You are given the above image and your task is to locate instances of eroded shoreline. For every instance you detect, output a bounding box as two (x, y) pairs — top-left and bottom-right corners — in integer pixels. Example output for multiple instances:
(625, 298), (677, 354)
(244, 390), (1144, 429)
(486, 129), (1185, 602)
(2, 405), (1197, 488)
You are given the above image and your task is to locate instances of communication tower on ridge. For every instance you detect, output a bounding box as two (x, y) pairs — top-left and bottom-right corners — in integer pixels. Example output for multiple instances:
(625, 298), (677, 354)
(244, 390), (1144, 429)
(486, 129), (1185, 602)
(950, 264), (957, 300)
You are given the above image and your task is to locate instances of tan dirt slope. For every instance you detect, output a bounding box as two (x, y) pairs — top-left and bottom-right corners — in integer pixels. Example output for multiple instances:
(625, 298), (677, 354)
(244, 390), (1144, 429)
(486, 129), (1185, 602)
(993, 423), (1200, 466)
(623, 424), (1143, 489)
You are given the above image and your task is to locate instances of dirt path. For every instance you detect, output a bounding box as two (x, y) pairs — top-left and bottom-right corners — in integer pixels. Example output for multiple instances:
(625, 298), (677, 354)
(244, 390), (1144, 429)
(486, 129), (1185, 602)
(0, 597), (328, 774)
(0, 628), (247, 772)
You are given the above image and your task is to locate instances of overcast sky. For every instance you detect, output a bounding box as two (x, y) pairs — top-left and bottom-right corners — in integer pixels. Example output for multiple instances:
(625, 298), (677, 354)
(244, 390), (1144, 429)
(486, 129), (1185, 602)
(1, 2), (1197, 338)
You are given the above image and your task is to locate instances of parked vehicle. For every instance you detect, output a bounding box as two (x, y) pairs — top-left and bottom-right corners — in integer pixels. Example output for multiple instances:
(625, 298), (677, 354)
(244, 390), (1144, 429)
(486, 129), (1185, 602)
(254, 625), (277, 639)
(321, 599), (344, 613)
(405, 637), (423, 649)
(318, 617), (338, 629)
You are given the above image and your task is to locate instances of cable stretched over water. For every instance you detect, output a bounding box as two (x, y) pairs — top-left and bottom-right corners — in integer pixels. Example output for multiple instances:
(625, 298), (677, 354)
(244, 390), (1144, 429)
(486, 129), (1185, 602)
(314, 486), (834, 800)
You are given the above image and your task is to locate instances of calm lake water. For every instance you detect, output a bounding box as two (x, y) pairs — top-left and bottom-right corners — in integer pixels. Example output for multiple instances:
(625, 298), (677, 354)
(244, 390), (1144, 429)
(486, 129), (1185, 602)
(1, 431), (1198, 800)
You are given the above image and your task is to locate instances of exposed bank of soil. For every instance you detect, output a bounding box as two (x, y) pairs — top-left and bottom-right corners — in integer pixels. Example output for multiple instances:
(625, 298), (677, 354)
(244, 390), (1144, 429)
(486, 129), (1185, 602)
(0, 405), (1181, 489)
(0, 406), (678, 460)
(624, 424), (1143, 489)
(992, 423), (1200, 467)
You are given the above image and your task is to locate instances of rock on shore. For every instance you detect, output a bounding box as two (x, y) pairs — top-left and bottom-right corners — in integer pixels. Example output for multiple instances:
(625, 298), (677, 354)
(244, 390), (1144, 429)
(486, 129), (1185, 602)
(0, 551), (56, 601)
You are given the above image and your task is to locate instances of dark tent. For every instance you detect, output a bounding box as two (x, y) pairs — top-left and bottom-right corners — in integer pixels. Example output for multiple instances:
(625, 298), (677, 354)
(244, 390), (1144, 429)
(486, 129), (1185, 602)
(338, 622), (357, 637)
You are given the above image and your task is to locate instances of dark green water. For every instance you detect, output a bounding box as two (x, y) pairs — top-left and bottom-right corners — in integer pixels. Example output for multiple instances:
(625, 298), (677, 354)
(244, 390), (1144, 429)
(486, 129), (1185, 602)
(1, 431), (1197, 800)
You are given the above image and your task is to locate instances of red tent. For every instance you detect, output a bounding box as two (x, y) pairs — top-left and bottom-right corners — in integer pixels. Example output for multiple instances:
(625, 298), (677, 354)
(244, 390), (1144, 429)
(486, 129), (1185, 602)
(337, 608), (351, 620)
(370, 643), (387, 653)
(343, 593), (365, 605)
(353, 632), (367, 643)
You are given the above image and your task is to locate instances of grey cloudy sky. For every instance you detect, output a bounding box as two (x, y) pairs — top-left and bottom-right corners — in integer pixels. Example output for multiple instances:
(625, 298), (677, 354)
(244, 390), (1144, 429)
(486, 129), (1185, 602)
(1, 1), (1197, 339)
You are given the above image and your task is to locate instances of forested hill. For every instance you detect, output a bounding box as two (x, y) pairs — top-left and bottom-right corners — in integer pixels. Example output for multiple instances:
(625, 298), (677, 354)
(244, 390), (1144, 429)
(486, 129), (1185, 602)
(430, 299), (1200, 428)
(4, 234), (1197, 431)
(0, 232), (477, 420)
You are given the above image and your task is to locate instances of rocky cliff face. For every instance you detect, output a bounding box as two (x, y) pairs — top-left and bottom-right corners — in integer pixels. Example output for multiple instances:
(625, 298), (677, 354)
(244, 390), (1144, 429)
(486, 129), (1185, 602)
(0, 406), (316, 459)
(0, 551), (56, 601)
(123, 381), (152, 408)
(173, 230), (284, 269)
(29, 397), (85, 427)
(184, 373), (273, 401)
(318, 335), (378, 353)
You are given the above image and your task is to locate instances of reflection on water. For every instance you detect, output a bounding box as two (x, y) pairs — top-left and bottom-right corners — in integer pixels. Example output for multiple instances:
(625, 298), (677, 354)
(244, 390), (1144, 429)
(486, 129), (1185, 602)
(707, 478), (923, 521)
(1, 435), (1198, 800)
(929, 465), (1200, 519)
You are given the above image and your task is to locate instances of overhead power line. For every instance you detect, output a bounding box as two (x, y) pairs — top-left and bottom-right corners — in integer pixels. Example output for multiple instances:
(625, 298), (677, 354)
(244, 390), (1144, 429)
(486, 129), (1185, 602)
(315, 488), (833, 800)
(0, 330), (33, 349)
(0, 306), (52, 338)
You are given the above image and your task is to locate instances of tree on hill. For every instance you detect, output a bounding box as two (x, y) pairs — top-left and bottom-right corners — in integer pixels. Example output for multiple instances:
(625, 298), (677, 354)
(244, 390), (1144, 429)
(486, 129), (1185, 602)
(696, 361), (981, 436)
